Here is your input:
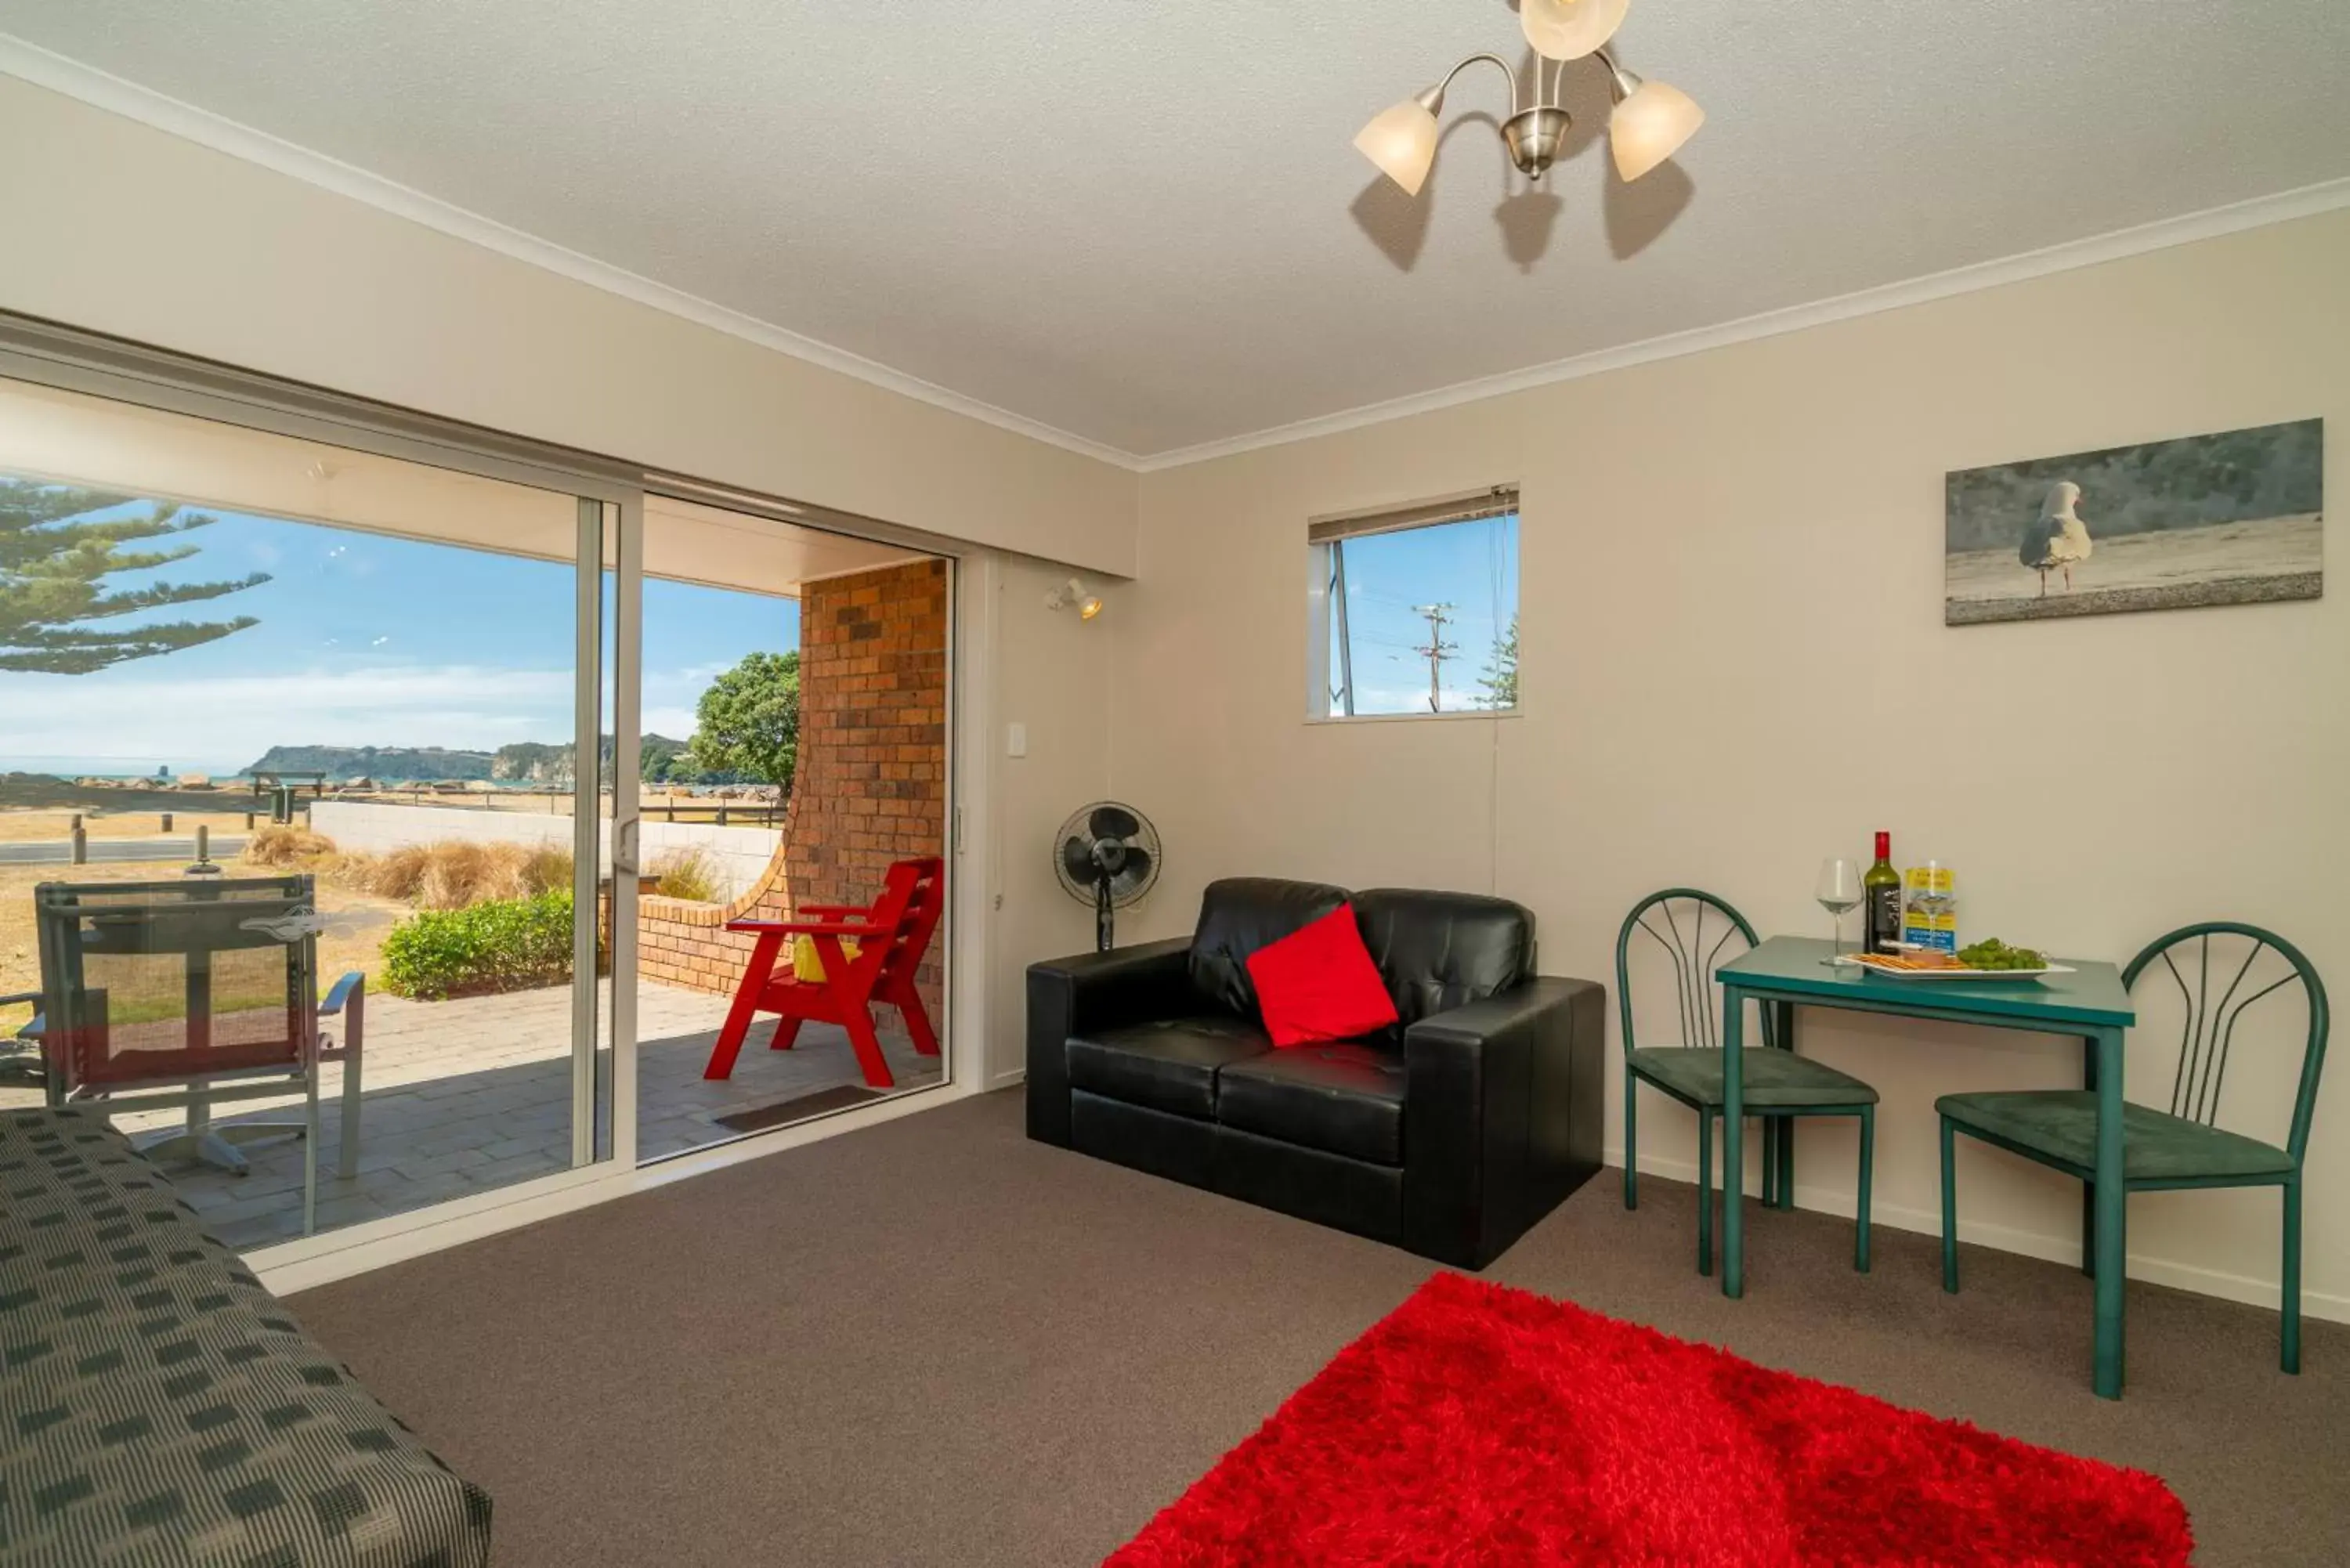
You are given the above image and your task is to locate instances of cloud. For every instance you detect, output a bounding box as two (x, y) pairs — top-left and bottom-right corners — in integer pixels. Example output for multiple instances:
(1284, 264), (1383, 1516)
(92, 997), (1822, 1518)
(2, 663), (577, 769)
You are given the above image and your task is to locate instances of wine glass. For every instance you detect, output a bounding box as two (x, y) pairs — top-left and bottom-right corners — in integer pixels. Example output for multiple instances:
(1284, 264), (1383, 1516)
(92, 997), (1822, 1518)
(1815, 858), (1861, 963)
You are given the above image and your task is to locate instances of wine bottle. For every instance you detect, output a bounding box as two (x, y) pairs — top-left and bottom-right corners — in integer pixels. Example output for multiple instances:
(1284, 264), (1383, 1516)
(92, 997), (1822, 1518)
(1863, 831), (1902, 955)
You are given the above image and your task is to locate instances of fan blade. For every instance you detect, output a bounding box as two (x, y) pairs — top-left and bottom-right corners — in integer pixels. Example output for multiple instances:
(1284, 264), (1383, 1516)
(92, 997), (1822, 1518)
(1061, 836), (1100, 885)
(1112, 845), (1152, 894)
(1089, 804), (1141, 843)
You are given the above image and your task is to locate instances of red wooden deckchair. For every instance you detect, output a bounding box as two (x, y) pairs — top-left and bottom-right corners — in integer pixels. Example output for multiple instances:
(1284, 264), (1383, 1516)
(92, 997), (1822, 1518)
(703, 856), (944, 1089)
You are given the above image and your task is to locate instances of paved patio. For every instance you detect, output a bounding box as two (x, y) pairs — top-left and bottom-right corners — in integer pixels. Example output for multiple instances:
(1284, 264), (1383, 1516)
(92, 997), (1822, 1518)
(0, 979), (942, 1251)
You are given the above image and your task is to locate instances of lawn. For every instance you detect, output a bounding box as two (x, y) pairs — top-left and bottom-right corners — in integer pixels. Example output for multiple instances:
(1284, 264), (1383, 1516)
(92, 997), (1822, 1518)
(0, 860), (407, 1035)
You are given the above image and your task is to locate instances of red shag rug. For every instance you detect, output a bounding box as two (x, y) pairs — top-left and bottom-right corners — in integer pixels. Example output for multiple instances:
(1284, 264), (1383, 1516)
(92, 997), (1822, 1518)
(1111, 1273), (2191, 1567)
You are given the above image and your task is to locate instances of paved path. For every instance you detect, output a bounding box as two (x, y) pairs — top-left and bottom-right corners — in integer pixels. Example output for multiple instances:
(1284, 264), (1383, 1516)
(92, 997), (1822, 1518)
(0, 836), (249, 865)
(0, 978), (942, 1250)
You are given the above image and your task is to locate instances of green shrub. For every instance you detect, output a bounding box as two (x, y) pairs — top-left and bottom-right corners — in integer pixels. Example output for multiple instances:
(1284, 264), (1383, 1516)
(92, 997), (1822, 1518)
(381, 889), (574, 1000)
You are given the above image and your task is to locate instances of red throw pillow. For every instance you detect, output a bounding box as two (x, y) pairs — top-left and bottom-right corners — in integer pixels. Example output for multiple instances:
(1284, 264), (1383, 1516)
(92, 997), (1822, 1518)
(1246, 904), (1401, 1048)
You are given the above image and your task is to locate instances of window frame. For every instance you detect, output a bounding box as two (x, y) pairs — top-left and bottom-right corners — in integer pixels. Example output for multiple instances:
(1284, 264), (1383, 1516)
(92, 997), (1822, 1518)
(1304, 486), (1521, 724)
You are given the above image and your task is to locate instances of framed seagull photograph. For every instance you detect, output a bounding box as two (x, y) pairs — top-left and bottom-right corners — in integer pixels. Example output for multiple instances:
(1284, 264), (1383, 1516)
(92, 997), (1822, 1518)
(1943, 418), (2323, 625)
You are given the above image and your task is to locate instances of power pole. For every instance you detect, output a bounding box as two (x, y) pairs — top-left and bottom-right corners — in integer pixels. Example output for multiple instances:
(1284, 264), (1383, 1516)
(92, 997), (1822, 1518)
(1410, 602), (1459, 714)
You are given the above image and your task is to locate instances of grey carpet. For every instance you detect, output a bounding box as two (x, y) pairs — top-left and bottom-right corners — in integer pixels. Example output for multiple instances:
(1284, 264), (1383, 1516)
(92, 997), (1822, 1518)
(290, 1089), (2348, 1566)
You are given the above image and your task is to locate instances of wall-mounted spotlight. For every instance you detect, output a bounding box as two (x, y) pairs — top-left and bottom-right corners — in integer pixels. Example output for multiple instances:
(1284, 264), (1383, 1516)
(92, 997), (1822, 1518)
(1045, 576), (1104, 620)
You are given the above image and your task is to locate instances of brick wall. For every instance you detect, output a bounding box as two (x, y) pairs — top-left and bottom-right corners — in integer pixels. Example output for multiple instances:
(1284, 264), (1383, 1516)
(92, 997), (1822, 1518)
(786, 558), (949, 1036)
(637, 557), (948, 1043)
(637, 861), (786, 994)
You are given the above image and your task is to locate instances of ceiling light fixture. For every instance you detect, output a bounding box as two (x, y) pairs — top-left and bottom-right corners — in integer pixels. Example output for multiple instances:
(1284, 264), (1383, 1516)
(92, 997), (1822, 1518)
(1045, 577), (1104, 620)
(1354, 0), (1702, 195)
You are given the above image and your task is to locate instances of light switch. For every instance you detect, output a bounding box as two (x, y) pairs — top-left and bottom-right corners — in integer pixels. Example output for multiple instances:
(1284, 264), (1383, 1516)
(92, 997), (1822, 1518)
(1007, 722), (1028, 758)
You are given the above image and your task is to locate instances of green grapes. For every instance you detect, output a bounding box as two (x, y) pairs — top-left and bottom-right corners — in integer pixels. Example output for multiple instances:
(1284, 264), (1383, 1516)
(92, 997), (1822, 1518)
(1956, 938), (2046, 971)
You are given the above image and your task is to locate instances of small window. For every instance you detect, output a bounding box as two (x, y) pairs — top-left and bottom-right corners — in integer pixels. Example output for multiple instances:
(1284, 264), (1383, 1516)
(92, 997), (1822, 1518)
(1307, 489), (1519, 719)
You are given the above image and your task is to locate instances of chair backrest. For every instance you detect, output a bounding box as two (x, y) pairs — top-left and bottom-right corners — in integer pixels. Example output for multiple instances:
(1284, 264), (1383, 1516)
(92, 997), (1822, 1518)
(2122, 921), (2330, 1163)
(872, 857), (945, 984)
(1614, 888), (1772, 1054)
(33, 876), (320, 1094)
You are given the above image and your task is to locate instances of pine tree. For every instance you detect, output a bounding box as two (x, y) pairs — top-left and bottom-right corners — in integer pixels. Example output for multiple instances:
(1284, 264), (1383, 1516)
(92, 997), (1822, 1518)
(2, 479), (268, 673)
(1476, 615), (1520, 709)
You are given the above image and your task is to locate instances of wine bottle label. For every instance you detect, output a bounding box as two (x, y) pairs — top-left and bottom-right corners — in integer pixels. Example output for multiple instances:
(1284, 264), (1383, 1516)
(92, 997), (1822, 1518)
(1865, 884), (1903, 952)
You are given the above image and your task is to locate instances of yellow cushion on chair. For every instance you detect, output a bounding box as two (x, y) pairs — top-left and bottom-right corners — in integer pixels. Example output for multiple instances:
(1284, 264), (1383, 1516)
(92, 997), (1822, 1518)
(791, 934), (861, 983)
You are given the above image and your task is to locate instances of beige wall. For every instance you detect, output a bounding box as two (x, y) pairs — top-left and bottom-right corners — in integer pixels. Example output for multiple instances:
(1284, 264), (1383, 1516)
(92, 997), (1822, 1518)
(0, 74), (1136, 576)
(1121, 210), (2348, 1317)
(983, 557), (1125, 1085)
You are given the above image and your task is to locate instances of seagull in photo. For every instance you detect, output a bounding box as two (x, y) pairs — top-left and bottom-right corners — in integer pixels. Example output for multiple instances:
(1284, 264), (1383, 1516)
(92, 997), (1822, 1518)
(2019, 480), (2093, 596)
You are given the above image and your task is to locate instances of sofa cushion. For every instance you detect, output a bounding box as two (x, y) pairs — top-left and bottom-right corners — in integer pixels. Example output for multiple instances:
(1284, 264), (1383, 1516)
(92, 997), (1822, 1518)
(1354, 887), (1536, 1028)
(1216, 1041), (1406, 1165)
(1188, 878), (1350, 1017)
(1246, 904), (1401, 1048)
(0, 1109), (494, 1567)
(1066, 1014), (1273, 1120)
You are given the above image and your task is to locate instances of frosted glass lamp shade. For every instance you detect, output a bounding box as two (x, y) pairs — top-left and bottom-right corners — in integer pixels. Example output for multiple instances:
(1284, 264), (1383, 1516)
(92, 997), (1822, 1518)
(1520, 0), (1630, 61)
(1354, 96), (1441, 196)
(1610, 78), (1704, 180)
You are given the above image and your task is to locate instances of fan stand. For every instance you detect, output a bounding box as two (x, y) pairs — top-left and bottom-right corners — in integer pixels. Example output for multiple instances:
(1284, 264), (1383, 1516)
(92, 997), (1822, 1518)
(1094, 874), (1115, 952)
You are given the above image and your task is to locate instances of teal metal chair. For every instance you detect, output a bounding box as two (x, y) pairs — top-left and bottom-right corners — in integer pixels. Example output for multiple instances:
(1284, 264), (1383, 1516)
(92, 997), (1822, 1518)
(1618, 889), (1880, 1275)
(1940, 922), (2329, 1372)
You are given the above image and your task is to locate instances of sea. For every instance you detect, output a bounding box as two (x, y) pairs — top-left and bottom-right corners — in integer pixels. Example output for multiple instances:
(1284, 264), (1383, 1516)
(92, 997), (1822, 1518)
(2, 760), (540, 789)
(3, 759), (248, 781)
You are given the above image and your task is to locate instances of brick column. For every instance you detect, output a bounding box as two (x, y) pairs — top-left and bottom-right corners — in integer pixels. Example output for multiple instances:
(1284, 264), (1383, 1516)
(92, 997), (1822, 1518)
(787, 558), (949, 1039)
(634, 557), (947, 1038)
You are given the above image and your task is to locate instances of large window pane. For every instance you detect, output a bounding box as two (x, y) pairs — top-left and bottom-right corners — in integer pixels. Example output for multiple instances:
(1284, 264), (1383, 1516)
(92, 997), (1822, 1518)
(0, 377), (605, 1250)
(628, 495), (951, 1163)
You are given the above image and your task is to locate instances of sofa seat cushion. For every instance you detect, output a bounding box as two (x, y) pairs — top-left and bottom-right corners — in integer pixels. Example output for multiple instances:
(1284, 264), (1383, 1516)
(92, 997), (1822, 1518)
(1066, 1015), (1273, 1120)
(1216, 1041), (1405, 1165)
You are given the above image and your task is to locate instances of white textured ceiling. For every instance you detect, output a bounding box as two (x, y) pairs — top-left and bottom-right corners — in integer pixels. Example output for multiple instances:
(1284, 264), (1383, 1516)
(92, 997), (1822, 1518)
(2, 1), (2348, 461)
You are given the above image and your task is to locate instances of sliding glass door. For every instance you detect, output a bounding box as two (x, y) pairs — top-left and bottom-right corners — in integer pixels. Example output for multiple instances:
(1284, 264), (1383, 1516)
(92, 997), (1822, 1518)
(616, 492), (953, 1163)
(0, 373), (616, 1248)
(0, 320), (964, 1261)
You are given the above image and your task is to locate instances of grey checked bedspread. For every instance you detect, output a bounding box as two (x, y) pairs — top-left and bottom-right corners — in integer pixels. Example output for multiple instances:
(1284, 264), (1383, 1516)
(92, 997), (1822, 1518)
(0, 1107), (492, 1566)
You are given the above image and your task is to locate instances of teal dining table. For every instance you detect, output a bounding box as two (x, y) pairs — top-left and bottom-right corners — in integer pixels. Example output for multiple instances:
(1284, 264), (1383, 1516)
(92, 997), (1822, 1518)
(1714, 935), (2138, 1398)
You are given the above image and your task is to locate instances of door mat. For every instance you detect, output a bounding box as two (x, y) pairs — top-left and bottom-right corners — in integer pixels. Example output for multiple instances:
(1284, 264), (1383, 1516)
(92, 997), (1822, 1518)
(714, 1084), (884, 1134)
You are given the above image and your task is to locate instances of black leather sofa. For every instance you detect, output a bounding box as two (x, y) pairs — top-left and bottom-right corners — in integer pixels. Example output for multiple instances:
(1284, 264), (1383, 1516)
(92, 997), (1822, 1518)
(1026, 878), (1605, 1269)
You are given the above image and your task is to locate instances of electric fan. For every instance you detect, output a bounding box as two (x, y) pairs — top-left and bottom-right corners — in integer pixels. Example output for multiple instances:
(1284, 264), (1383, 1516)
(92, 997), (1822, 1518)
(1054, 801), (1161, 951)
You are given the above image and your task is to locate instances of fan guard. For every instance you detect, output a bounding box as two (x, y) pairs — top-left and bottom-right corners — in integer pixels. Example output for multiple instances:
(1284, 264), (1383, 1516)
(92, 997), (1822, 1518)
(1053, 800), (1161, 951)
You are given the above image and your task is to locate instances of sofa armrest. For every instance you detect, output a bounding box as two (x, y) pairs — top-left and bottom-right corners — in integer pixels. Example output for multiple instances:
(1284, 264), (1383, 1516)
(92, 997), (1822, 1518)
(1025, 937), (1195, 1146)
(1403, 976), (1606, 1269)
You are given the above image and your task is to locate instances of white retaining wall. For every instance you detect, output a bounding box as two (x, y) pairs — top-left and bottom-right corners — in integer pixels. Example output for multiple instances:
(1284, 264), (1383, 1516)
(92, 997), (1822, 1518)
(307, 800), (780, 901)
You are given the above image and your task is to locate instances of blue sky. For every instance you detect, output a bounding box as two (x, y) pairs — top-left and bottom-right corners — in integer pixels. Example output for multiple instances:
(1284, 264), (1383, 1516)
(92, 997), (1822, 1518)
(1330, 513), (1519, 714)
(4, 498), (797, 774)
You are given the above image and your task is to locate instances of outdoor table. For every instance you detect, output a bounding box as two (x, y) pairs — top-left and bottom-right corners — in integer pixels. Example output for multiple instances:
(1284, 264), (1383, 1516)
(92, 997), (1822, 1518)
(1714, 935), (2139, 1398)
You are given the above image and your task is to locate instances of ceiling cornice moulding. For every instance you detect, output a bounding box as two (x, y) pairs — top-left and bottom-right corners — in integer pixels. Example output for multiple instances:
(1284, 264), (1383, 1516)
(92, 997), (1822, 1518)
(0, 33), (1142, 472)
(6, 33), (2345, 479)
(1133, 175), (2350, 471)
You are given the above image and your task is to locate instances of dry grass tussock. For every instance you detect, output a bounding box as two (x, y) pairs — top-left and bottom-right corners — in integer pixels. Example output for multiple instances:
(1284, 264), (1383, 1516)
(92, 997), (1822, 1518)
(649, 845), (720, 903)
(244, 826), (572, 909)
